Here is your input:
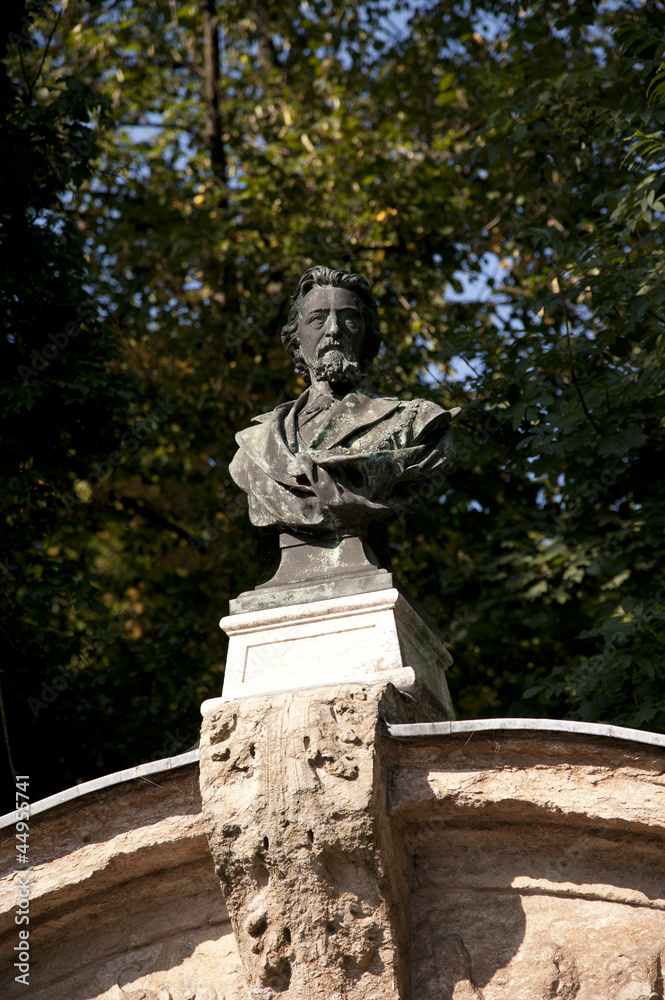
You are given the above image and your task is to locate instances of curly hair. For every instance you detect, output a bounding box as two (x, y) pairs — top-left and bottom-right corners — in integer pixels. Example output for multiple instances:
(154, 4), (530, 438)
(281, 266), (381, 384)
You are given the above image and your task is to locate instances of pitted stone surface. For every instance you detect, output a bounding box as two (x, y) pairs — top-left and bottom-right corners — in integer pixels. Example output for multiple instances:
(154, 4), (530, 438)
(199, 683), (412, 999)
(385, 730), (665, 999)
(0, 764), (245, 1000)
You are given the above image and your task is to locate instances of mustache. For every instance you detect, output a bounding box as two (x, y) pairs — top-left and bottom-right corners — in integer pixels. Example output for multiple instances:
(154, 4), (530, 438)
(317, 339), (348, 356)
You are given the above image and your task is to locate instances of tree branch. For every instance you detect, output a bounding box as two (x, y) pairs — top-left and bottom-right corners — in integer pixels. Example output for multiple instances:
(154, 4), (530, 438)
(113, 494), (202, 545)
(169, 0), (205, 79)
(560, 286), (603, 436)
(26, 5), (63, 97)
(200, 0), (227, 201)
(254, 4), (277, 75)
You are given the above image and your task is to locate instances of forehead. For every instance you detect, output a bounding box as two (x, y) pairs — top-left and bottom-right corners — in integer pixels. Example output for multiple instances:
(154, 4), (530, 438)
(301, 285), (361, 315)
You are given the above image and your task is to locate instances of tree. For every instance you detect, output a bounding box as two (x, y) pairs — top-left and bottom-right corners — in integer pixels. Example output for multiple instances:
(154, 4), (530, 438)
(1, 0), (663, 810)
(1, 0), (139, 805)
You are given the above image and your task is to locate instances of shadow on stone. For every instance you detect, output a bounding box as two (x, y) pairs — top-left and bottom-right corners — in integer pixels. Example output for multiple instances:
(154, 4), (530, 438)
(412, 887), (526, 999)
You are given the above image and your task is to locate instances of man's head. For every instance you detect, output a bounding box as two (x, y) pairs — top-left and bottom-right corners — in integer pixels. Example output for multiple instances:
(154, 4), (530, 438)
(281, 266), (381, 385)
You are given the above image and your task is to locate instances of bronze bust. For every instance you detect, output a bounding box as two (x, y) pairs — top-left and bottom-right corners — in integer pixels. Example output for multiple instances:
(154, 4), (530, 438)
(230, 266), (459, 538)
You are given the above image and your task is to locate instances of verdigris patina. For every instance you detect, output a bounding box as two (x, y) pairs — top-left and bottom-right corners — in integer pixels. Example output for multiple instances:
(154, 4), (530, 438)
(229, 265), (459, 611)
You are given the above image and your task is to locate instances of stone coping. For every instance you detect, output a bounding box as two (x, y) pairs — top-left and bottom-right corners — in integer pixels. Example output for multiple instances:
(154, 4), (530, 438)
(3, 717), (665, 831)
(0, 748), (200, 830)
(385, 716), (665, 747)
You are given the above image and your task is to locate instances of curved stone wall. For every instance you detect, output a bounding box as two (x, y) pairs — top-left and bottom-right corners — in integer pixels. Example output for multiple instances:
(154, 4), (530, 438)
(0, 756), (245, 1000)
(384, 722), (665, 999)
(2, 717), (665, 1000)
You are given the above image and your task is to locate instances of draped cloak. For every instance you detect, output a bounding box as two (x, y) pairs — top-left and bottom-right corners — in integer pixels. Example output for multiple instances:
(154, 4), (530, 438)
(229, 379), (459, 534)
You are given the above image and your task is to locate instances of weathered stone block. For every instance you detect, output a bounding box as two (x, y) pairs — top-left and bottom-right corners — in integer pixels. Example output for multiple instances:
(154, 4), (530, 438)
(199, 683), (413, 999)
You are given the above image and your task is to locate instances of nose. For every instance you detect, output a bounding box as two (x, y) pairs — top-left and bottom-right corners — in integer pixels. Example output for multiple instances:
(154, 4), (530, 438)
(324, 311), (341, 340)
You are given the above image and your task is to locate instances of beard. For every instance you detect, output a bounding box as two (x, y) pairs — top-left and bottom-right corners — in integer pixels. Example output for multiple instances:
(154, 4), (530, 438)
(311, 349), (362, 384)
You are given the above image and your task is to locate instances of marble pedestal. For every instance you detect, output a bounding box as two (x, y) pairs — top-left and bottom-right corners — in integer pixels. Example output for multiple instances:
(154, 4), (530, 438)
(204, 587), (454, 717)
